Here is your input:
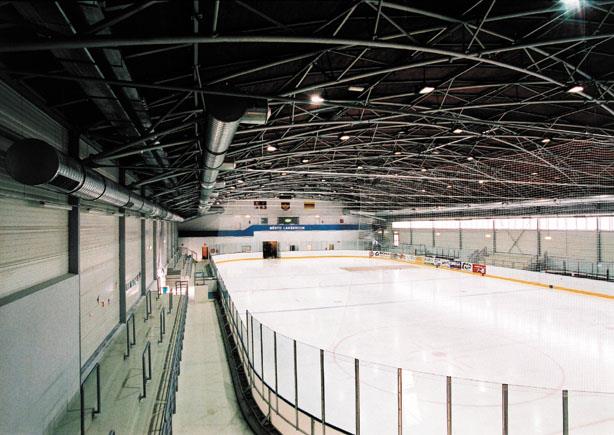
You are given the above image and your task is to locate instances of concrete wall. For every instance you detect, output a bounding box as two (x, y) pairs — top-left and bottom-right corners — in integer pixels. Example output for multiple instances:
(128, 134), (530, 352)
(395, 220), (610, 264)
(180, 198), (355, 231)
(0, 78), (181, 431)
(179, 199), (373, 257)
(0, 275), (80, 434)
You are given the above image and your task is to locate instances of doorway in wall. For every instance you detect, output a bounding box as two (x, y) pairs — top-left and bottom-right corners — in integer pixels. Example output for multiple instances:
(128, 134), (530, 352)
(263, 241), (279, 258)
(289, 244), (298, 251)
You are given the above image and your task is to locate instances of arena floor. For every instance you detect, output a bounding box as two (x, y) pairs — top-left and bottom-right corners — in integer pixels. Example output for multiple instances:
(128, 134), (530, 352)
(216, 255), (614, 434)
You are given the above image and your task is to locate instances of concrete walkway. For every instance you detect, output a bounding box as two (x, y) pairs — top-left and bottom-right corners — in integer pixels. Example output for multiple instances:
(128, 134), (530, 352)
(174, 301), (252, 434)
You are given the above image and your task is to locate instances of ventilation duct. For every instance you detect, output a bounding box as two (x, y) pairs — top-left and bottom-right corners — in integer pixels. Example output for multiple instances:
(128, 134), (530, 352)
(198, 96), (268, 214)
(5, 139), (183, 222)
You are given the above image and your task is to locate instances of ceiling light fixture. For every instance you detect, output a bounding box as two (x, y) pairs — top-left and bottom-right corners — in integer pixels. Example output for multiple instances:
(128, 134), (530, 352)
(453, 128), (463, 134)
(561, 0), (582, 10)
(339, 135), (350, 141)
(541, 138), (551, 144)
(348, 85), (365, 92)
(421, 168), (427, 172)
(419, 86), (435, 94)
(357, 166), (363, 170)
(447, 185), (452, 189)
(394, 151), (401, 155)
(531, 172), (538, 175)
(567, 85), (584, 93)
(266, 145), (277, 152)
(467, 156), (474, 161)
(237, 179), (244, 184)
(281, 172), (287, 176)
(478, 180), (485, 184)
(310, 94), (325, 104)
(302, 159), (310, 163)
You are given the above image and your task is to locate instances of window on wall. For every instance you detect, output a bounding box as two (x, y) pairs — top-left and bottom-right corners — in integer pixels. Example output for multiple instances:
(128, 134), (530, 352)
(278, 216), (299, 224)
(393, 216), (610, 232)
(260, 217), (268, 224)
(393, 232), (399, 247)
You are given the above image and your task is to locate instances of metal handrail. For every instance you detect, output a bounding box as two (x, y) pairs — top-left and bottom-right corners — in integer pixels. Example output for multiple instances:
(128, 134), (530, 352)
(123, 313), (136, 360)
(138, 341), (152, 401)
(80, 363), (101, 435)
(153, 295), (188, 434)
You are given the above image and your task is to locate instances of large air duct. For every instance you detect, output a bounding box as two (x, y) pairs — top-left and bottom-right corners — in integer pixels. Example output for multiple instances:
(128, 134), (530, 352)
(198, 96), (268, 214)
(5, 138), (183, 222)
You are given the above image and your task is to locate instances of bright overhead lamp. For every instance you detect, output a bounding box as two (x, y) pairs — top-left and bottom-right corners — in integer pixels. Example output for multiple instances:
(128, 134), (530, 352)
(357, 166), (363, 170)
(339, 135), (350, 141)
(478, 180), (485, 184)
(237, 179), (244, 184)
(230, 186), (236, 189)
(541, 138), (551, 144)
(432, 150), (440, 154)
(467, 156), (474, 161)
(421, 168), (427, 172)
(310, 94), (325, 104)
(421, 189), (426, 193)
(394, 151), (402, 155)
(266, 145), (277, 152)
(447, 185), (452, 189)
(531, 172), (538, 175)
(302, 158), (310, 163)
(453, 128), (463, 134)
(348, 85), (365, 92)
(567, 85), (584, 93)
(419, 86), (435, 94)
(281, 172), (287, 176)
(561, 0), (582, 10)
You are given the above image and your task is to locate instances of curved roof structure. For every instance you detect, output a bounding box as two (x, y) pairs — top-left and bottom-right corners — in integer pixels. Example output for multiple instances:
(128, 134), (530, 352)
(1, 0), (613, 215)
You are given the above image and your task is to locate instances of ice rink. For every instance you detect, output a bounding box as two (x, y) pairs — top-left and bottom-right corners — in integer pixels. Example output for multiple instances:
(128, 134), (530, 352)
(216, 255), (614, 434)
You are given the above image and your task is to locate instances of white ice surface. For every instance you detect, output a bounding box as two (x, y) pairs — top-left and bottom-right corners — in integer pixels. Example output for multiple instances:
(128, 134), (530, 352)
(217, 256), (614, 434)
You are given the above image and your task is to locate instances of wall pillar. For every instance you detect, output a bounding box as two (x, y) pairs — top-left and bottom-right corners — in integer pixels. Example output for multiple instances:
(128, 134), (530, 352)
(140, 218), (146, 296)
(152, 220), (158, 281)
(536, 219), (542, 257)
(118, 170), (126, 323)
(597, 219), (603, 263)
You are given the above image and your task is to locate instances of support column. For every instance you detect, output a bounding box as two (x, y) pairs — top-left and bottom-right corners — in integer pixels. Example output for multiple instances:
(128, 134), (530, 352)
(597, 218), (603, 264)
(458, 224), (463, 251)
(536, 219), (542, 257)
(492, 220), (497, 253)
(153, 220), (158, 281)
(140, 218), (146, 296)
(67, 131), (82, 371)
(118, 170), (127, 323)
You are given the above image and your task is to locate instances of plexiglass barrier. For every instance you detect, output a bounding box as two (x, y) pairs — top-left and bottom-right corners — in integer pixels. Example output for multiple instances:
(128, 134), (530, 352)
(212, 250), (614, 434)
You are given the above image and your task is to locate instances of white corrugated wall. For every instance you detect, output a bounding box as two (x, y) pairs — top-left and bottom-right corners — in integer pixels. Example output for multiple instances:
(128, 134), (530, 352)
(125, 216), (141, 311)
(158, 220), (167, 269)
(0, 197), (69, 298)
(145, 219), (154, 287)
(79, 212), (119, 362)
